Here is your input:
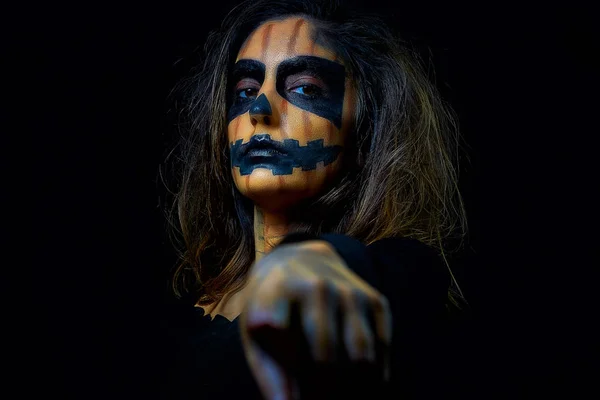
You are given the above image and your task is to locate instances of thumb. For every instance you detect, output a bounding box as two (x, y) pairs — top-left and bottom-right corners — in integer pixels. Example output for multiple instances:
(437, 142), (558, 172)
(244, 340), (299, 400)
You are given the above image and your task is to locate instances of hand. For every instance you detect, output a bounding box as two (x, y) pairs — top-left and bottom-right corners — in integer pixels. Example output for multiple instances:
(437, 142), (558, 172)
(239, 240), (392, 400)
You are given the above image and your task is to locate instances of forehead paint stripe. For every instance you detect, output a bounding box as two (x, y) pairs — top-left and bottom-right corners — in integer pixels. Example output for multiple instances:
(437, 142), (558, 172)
(309, 39), (316, 55)
(295, 22), (316, 55)
(245, 174), (250, 192)
(260, 24), (274, 61)
(287, 19), (306, 54)
(237, 38), (251, 60)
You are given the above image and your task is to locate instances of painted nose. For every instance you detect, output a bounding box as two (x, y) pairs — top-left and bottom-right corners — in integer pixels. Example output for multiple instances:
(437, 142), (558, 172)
(249, 93), (273, 126)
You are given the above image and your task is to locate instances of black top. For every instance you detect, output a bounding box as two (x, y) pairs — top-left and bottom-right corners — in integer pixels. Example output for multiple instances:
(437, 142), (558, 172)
(160, 233), (451, 399)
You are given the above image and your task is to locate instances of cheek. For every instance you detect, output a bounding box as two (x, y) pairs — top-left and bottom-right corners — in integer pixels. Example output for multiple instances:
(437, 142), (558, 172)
(340, 85), (356, 141)
(285, 106), (340, 146)
(228, 100), (347, 201)
(228, 117), (243, 143)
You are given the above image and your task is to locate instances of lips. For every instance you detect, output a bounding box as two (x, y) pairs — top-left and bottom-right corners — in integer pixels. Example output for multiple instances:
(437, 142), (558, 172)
(247, 148), (285, 157)
(242, 134), (288, 158)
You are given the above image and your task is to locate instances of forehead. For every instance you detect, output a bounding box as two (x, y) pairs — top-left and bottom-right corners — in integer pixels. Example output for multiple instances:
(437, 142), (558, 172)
(235, 16), (339, 66)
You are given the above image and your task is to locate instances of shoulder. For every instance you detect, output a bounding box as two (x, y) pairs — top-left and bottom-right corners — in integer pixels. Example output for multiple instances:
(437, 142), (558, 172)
(318, 234), (449, 296)
(277, 232), (449, 298)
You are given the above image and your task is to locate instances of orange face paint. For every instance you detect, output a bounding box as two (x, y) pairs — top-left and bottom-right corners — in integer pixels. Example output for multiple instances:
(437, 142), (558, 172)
(227, 17), (356, 211)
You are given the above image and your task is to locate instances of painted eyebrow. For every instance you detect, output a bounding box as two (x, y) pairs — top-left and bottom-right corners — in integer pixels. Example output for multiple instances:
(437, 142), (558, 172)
(276, 55), (344, 79)
(231, 59), (266, 83)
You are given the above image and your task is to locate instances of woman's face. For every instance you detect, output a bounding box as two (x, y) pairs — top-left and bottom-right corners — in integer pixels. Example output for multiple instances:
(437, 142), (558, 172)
(227, 16), (356, 212)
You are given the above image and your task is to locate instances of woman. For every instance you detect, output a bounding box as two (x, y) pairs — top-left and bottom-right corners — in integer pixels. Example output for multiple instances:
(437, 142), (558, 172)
(161, 0), (470, 398)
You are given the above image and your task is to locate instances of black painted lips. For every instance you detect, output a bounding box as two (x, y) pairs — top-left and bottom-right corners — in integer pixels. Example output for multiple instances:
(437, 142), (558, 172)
(242, 134), (288, 158)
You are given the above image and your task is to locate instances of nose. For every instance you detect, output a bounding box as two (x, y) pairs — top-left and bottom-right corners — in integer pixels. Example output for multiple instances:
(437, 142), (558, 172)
(249, 93), (273, 126)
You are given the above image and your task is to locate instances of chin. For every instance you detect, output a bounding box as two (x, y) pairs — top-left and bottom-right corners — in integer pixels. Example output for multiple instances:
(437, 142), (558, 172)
(235, 168), (324, 212)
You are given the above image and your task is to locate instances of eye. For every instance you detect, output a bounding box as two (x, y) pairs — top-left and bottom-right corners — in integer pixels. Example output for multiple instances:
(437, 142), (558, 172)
(290, 84), (322, 97)
(236, 87), (258, 100)
(234, 78), (260, 101)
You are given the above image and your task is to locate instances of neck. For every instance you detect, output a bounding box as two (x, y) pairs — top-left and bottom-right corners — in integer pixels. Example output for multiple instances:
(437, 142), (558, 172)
(254, 206), (291, 262)
(196, 206), (291, 320)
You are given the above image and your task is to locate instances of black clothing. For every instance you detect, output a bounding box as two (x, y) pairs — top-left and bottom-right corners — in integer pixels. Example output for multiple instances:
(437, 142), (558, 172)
(160, 233), (451, 399)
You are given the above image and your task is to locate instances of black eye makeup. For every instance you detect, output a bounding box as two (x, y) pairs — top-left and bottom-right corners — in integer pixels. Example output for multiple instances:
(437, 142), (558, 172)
(227, 56), (345, 128)
(230, 59), (265, 84)
(228, 60), (266, 122)
(285, 74), (326, 99)
(276, 56), (345, 128)
(234, 78), (261, 100)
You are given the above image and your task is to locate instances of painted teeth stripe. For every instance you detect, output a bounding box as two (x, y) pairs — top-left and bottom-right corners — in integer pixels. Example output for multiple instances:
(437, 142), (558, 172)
(230, 134), (342, 176)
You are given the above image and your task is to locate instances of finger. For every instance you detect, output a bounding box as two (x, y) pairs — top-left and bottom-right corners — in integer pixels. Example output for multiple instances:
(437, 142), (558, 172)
(298, 277), (339, 362)
(245, 266), (291, 330)
(243, 263), (313, 372)
(339, 288), (376, 363)
(368, 293), (393, 382)
(244, 339), (299, 400)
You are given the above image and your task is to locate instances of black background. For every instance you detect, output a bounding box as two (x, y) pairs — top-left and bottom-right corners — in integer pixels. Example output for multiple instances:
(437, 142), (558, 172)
(8, 0), (597, 398)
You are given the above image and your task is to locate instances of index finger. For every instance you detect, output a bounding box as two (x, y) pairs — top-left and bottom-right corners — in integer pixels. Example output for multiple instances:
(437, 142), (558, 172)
(243, 339), (300, 400)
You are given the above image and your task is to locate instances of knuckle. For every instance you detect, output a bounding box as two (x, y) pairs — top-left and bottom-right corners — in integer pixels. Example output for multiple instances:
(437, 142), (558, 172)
(337, 285), (365, 308)
(370, 293), (391, 313)
(346, 286), (363, 301)
(353, 289), (373, 308)
(262, 267), (287, 292)
(311, 277), (328, 293)
(335, 283), (352, 299)
(353, 330), (374, 359)
(291, 276), (327, 295)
